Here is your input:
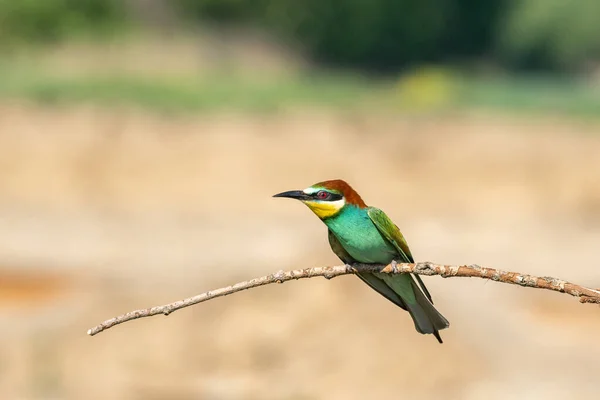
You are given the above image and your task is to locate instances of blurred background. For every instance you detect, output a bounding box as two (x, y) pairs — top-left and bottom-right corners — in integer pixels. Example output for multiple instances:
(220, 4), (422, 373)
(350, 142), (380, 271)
(1, 1), (600, 399)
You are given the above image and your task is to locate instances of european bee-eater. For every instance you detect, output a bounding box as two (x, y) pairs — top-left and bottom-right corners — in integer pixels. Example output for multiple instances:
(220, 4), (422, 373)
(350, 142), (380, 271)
(274, 179), (449, 343)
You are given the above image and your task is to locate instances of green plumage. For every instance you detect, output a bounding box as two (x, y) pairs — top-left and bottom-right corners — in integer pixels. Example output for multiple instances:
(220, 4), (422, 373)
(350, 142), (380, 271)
(325, 205), (449, 343)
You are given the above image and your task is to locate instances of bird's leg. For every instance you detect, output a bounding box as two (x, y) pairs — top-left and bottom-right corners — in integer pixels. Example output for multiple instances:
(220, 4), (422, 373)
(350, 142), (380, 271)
(391, 259), (399, 274)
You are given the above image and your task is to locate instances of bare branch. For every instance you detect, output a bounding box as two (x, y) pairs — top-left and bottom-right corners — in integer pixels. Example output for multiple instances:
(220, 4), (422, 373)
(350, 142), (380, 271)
(87, 262), (600, 336)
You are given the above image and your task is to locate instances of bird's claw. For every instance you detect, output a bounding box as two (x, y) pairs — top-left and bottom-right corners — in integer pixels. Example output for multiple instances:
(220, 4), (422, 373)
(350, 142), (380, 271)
(391, 260), (399, 274)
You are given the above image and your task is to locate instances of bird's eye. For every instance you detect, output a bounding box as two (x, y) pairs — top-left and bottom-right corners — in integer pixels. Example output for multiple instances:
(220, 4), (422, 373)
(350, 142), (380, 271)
(316, 191), (329, 200)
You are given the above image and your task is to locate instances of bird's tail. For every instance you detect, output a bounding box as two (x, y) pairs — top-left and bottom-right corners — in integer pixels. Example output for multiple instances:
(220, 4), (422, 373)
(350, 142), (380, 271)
(357, 272), (450, 343)
(404, 276), (449, 343)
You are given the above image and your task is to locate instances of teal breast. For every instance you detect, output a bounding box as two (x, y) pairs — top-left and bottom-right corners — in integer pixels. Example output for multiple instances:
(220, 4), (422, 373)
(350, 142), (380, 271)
(324, 206), (397, 264)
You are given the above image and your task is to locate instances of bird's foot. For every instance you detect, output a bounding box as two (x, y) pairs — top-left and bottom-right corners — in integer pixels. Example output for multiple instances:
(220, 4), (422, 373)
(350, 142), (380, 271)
(391, 260), (399, 274)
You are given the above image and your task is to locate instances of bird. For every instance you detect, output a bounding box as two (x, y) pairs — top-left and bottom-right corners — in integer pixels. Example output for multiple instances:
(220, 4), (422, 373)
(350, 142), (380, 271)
(273, 179), (449, 343)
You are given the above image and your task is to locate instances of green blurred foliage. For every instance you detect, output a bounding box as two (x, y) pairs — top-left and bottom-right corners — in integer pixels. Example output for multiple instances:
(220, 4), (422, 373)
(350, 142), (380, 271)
(175, 0), (259, 22)
(1, 0), (599, 72)
(0, 0), (126, 47)
(175, 0), (507, 72)
(499, 0), (600, 70)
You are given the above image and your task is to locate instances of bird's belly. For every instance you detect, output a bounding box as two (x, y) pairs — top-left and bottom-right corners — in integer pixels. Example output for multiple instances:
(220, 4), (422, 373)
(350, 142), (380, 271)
(336, 230), (396, 264)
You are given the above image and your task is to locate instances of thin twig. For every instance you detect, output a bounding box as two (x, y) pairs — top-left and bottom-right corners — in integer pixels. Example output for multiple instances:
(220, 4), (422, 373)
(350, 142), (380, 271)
(87, 262), (600, 336)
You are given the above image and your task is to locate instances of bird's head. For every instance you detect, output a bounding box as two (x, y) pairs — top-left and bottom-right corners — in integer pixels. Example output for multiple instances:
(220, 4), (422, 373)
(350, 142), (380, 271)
(273, 179), (366, 220)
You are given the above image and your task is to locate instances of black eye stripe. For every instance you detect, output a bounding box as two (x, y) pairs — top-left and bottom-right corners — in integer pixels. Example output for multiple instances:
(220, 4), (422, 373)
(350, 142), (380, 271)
(312, 191), (343, 201)
(329, 193), (343, 201)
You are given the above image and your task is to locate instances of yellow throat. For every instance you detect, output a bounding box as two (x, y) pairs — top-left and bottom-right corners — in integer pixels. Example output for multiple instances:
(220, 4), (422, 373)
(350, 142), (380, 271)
(303, 199), (344, 219)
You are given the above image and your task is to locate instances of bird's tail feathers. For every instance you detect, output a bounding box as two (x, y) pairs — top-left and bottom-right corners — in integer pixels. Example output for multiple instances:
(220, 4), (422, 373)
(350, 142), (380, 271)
(405, 276), (449, 343)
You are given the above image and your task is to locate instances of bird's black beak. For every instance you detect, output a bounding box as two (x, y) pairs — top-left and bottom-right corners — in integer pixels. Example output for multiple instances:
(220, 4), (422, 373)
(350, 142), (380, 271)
(272, 190), (311, 201)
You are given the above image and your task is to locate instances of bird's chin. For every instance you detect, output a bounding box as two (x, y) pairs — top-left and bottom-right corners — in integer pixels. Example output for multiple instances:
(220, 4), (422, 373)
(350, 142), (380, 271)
(303, 200), (342, 219)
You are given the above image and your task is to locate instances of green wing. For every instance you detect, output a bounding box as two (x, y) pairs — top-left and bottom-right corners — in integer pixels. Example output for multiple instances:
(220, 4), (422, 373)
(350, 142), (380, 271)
(328, 229), (409, 311)
(367, 208), (414, 263)
(367, 207), (434, 303)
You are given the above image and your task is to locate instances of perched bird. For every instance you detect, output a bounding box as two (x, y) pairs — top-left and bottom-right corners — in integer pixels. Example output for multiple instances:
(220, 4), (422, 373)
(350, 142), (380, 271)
(274, 179), (449, 343)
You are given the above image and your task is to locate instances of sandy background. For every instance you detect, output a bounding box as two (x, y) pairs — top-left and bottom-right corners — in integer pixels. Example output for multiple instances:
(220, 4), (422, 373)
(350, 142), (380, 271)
(0, 102), (599, 399)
